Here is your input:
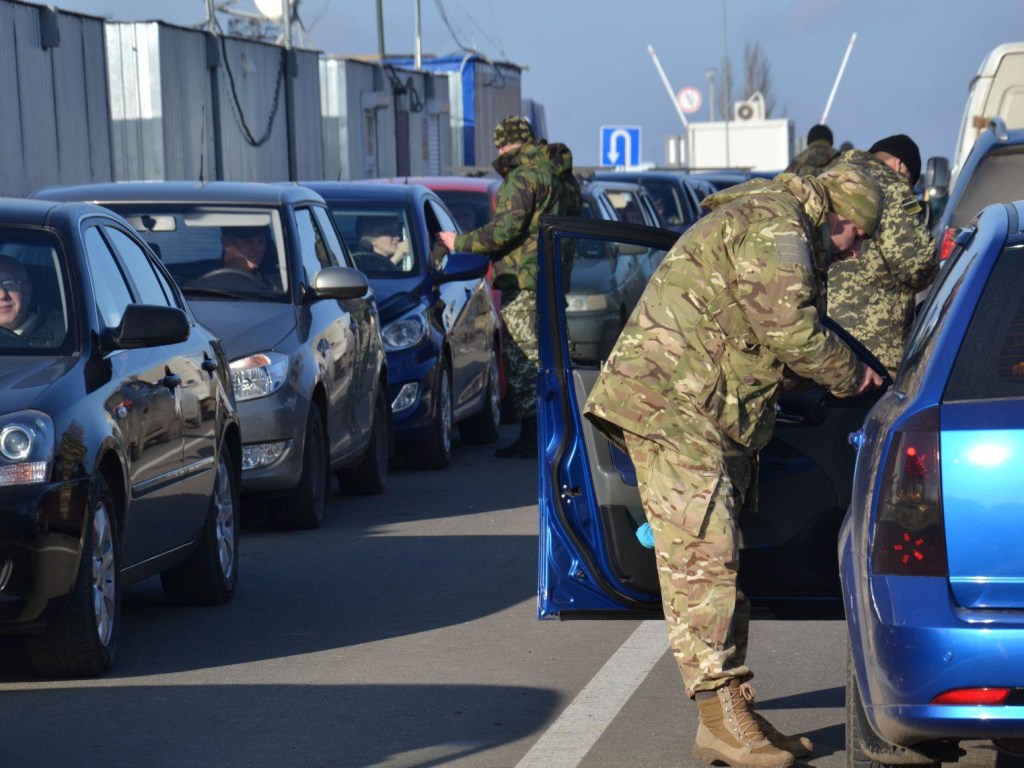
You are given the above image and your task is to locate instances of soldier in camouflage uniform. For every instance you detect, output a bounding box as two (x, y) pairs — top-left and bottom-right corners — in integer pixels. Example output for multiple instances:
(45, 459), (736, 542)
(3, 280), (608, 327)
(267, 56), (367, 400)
(583, 165), (884, 768)
(826, 134), (938, 374)
(784, 124), (840, 176)
(439, 116), (582, 458)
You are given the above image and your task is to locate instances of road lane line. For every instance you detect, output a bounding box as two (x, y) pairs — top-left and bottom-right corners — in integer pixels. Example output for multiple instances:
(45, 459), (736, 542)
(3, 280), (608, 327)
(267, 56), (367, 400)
(514, 620), (667, 768)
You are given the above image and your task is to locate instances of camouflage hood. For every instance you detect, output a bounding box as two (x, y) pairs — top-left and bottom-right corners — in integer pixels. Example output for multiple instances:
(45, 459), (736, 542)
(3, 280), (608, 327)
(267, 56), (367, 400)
(493, 140), (575, 180)
(702, 173), (831, 237)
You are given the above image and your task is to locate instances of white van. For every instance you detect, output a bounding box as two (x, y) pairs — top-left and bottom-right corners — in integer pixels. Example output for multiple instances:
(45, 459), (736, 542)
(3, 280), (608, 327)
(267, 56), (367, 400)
(951, 42), (1024, 175)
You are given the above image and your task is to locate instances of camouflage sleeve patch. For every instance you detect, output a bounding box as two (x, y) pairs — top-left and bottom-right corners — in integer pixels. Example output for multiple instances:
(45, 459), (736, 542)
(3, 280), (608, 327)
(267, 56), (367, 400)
(899, 190), (922, 215)
(773, 233), (812, 270)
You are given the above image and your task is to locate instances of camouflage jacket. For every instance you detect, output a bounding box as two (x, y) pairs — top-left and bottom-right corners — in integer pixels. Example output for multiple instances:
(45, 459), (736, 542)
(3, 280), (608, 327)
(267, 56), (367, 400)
(784, 139), (840, 177)
(454, 140), (582, 291)
(583, 174), (864, 455)
(826, 150), (938, 373)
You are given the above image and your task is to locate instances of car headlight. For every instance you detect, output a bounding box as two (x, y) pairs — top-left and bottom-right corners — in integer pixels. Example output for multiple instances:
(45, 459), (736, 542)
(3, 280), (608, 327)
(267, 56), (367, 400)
(382, 312), (428, 351)
(229, 352), (289, 402)
(0, 411), (55, 487)
(565, 293), (610, 312)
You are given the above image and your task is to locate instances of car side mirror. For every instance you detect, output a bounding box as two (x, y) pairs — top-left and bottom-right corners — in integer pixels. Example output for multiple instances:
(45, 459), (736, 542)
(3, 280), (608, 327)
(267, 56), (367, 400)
(437, 251), (489, 283)
(309, 266), (369, 301)
(925, 156), (950, 198)
(110, 304), (190, 349)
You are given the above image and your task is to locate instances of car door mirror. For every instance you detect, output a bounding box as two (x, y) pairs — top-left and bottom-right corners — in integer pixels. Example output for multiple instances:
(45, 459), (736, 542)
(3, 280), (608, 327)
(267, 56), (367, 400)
(437, 251), (489, 283)
(308, 265), (369, 301)
(110, 304), (190, 349)
(925, 156), (950, 198)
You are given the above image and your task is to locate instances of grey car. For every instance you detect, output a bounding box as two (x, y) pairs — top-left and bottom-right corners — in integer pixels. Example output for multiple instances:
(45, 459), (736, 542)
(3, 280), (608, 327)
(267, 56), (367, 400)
(34, 182), (390, 530)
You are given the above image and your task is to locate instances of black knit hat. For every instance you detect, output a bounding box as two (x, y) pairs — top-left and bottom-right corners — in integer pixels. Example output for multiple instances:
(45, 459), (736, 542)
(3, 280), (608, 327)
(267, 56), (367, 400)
(869, 133), (921, 185)
(807, 124), (833, 145)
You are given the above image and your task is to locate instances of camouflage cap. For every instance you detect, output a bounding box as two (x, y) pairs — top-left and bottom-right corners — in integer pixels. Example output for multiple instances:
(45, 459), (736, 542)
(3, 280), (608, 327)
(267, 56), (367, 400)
(493, 116), (534, 148)
(818, 163), (883, 235)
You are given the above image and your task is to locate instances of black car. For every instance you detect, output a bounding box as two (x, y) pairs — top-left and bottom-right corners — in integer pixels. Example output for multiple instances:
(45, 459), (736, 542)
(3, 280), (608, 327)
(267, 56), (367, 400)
(592, 169), (704, 234)
(0, 198), (241, 677)
(34, 182), (388, 530)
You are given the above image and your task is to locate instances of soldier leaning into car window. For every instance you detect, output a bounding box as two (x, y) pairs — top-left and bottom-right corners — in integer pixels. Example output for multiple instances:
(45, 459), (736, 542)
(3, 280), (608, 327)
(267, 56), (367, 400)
(784, 123), (841, 177)
(438, 116), (583, 459)
(825, 134), (939, 376)
(583, 165), (884, 768)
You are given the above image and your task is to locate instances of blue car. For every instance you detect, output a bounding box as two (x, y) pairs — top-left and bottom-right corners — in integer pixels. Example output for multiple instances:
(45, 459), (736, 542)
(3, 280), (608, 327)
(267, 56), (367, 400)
(307, 182), (500, 469)
(841, 200), (1024, 763)
(533, 215), (887, 617)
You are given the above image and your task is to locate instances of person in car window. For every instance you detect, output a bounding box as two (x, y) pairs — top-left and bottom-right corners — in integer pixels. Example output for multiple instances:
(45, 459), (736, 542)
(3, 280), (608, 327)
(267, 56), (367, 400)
(220, 226), (281, 290)
(826, 134), (939, 375)
(0, 255), (63, 347)
(437, 115), (583, 458)
(784, 123), (840, 177)
(356, 216), (409, 269)
(583, 165), (884, 768)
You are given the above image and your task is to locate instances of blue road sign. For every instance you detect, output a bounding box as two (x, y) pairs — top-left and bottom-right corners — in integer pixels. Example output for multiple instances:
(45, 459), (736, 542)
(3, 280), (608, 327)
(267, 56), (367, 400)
(600, 125), (641, 167)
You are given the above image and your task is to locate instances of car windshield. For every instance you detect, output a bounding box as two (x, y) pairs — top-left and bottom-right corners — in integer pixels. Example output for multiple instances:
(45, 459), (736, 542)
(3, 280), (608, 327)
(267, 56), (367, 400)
(116, 207), (289, 301)
(0, 227), (71, 354)
(949, 146), (1024, 229)
(329, 206), (417, 277)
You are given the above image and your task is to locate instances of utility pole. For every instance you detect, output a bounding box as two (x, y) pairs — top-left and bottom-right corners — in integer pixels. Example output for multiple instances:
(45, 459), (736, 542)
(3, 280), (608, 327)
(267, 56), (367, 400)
(376, 0), (385, 59)
(414, 0), (422, 70)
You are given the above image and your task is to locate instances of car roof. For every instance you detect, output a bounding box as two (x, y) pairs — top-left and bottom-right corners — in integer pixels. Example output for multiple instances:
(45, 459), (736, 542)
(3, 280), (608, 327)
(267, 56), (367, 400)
(301, 181), (433, 204)
(366, 176), (500, 193)
(32, 181), (326, 206)
(592, 169), (691, 183)
(0, 196), (123, 227)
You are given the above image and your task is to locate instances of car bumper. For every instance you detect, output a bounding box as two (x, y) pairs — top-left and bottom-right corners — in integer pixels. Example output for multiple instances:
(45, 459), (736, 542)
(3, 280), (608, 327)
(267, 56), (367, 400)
(236, 384), (307, 492)
(856, 574), (1024, 743)
(0, 477), (92, 629)
(385, 345), (441, 443)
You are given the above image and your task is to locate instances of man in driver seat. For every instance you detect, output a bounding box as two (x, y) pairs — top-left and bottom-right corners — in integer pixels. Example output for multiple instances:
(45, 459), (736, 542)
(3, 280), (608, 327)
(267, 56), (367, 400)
(0, 255), (64, 347)
(220, 226), (281, 289)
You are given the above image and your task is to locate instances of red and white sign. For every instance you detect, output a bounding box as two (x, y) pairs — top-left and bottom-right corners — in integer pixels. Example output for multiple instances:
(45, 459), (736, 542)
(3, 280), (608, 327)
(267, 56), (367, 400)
(677, 86), (702, 114)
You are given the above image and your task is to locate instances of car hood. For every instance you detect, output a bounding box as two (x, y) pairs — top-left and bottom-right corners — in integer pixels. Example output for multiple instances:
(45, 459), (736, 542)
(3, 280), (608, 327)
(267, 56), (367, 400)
(188, 299), (296, 361)
(369, 276), (428, 323)
(0, 356), (76, 414)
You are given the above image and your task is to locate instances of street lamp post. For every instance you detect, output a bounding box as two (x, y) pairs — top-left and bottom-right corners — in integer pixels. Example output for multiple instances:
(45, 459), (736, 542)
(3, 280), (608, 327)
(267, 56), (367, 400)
(705, 68), (715, 121)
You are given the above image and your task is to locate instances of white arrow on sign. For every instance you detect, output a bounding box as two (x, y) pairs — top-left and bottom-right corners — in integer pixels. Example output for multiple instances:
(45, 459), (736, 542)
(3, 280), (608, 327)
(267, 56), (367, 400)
(607, 129), (633, 164)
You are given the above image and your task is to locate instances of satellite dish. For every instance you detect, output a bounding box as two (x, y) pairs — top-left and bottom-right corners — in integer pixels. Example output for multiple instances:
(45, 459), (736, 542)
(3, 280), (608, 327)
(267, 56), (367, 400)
(254, 0), (287, 22)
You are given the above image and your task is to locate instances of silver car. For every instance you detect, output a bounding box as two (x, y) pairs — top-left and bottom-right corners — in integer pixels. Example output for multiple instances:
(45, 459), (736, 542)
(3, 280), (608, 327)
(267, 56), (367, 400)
(34, 182), (390, 530)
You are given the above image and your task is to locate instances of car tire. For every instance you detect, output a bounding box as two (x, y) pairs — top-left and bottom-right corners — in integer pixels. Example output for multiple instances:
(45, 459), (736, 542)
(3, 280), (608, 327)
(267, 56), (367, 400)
(407, 362), (453, 470)
(846, 637), (939, 768)
(26, 475), (121, 677)
(161, 444), (240, 605)
(269, 402), (328, 530)
(337, 384), (390, 495)
(458, 348), (501, 445)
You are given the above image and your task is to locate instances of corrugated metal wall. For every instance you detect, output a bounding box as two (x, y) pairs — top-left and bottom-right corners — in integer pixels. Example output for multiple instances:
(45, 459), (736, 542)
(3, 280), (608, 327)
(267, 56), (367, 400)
(0, 1), (112, 197)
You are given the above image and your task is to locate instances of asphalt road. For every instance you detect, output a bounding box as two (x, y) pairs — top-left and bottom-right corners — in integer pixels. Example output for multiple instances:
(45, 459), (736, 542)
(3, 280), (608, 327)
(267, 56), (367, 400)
(1, 425), (1022, 768)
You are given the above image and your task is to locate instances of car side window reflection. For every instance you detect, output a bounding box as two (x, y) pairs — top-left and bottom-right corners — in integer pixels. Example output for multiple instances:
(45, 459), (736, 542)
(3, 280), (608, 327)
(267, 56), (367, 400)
(103, 227), (173, 308)
(295, 207), (331, 284)
(311, 207), (347, 269)
(83, 226), (134, 329)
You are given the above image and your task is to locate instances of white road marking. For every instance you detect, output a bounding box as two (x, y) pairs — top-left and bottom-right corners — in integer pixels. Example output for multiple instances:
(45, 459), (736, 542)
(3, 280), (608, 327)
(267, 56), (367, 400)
(514, 620), (667, 768)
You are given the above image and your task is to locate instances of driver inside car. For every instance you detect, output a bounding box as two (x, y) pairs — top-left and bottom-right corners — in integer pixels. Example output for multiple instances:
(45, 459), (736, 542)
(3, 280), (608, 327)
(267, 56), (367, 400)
(0, 254), (63, 347)
(220, 225), (281, 290)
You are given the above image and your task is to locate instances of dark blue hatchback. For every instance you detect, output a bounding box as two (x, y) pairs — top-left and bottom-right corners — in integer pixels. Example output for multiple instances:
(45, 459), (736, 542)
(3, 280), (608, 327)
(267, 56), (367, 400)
(842, 200), (1024, 762)
(307, 182), (500, 469)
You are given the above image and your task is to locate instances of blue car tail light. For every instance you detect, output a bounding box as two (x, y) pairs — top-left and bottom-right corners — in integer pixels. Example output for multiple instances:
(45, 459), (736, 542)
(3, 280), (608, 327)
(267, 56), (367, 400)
(871, 407), (948, 577)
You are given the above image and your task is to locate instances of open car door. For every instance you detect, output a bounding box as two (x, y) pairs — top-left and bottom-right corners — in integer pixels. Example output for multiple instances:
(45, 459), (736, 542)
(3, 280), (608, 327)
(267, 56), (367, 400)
(536, 215), (888, 618)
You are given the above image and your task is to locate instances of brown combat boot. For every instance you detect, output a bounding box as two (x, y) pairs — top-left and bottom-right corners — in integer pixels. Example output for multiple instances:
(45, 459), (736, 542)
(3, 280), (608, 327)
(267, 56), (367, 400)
(693, 679), (795, 768)
(752, 711), (813, 759)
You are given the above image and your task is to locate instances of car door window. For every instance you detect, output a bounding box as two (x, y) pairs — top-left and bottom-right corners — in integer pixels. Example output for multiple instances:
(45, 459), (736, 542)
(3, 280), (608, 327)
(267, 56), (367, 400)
(83, 226), (134, 328)
(310, 206), (347, 268)
(103, 226), (173, 307)
(294, 207), (332, 285)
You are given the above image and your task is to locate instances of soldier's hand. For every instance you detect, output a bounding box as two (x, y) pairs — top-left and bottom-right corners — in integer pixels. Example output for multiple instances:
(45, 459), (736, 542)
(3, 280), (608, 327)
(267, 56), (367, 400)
(854, 365), (884, 395)
(438, 231), (456, 251)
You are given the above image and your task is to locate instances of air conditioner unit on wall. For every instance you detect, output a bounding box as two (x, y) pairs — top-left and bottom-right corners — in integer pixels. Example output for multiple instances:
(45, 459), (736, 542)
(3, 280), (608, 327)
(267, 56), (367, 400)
(733, 91), (766, 122)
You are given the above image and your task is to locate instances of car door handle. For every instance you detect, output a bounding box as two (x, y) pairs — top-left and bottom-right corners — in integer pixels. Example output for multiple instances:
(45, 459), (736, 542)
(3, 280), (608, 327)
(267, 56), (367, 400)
(202, 358), (218, 373)
(161, 373), (182, 390)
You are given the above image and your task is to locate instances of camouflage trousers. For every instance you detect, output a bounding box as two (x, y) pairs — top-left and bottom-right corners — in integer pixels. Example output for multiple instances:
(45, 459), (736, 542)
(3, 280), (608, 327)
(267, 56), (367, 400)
(623, 428), (755, 698)
(500, 289), (539, 419)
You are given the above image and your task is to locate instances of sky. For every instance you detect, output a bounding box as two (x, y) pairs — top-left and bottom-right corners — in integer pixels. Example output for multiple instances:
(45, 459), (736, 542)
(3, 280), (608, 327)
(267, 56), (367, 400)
(49, 0), (1024, 168)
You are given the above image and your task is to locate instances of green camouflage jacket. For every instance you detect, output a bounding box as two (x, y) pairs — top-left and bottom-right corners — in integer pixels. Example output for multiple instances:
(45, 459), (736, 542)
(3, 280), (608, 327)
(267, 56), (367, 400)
(784, 139), (840, 177)
(584, 173), (864, 455)
(826, 150), (938, 373)
(454, 140), (582, 291)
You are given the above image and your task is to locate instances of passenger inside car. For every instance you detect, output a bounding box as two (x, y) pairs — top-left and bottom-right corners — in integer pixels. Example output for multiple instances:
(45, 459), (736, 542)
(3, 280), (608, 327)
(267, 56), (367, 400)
(0, 253), (64, 348)
(220, 225), (282, 290)
(354, 215), (410, 272)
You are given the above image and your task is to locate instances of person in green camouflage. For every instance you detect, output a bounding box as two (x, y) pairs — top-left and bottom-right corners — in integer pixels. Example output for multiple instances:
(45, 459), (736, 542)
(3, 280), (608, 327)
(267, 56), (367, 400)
(784, 124), (840, 176)
(826, 134), (938, 375)
(583, 165), (884, 768)
(439, 116), (582, 458)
